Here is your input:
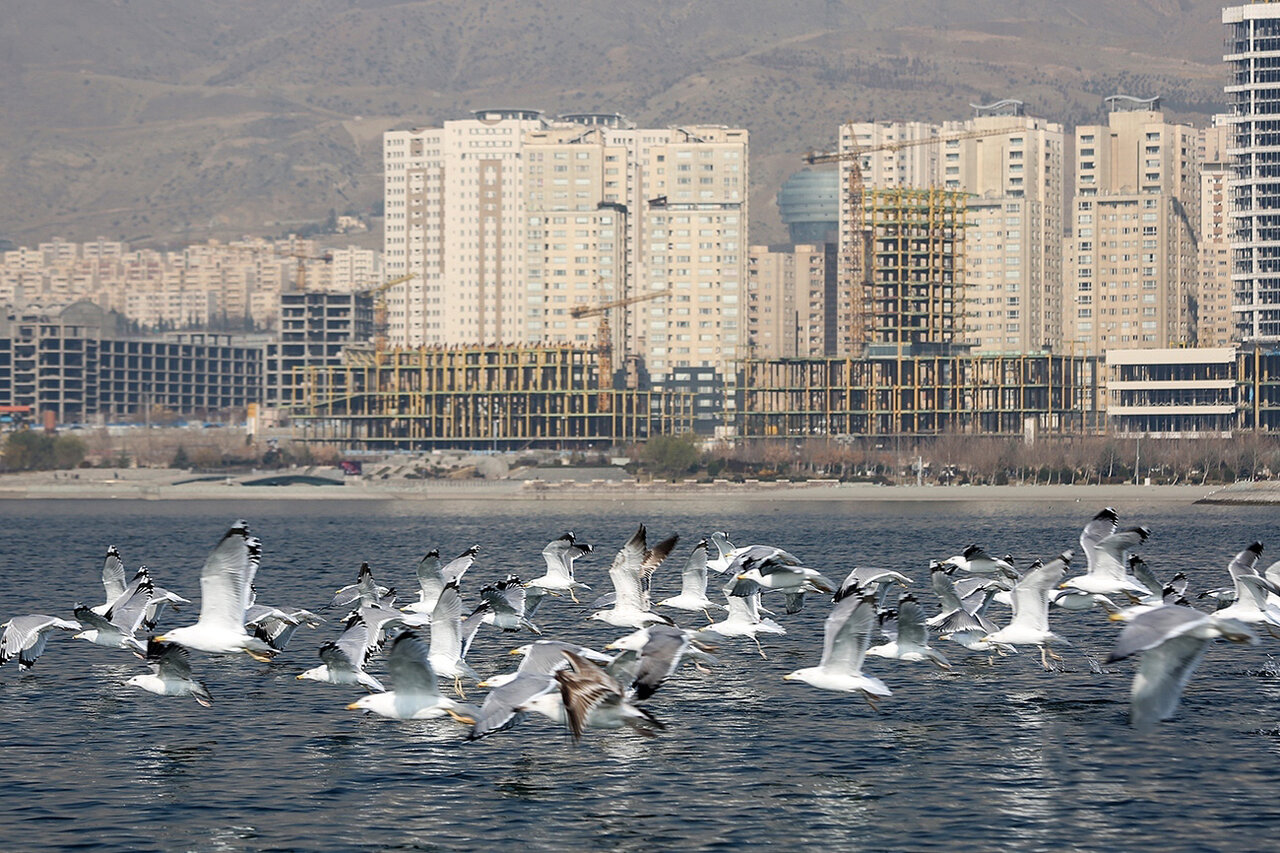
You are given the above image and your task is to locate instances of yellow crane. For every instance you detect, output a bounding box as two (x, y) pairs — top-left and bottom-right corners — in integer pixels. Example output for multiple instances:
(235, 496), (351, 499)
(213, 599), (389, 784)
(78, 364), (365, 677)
(570, 287), (673, 402)
(236, 241), (333, 293)
(359, 273), (417, 352)
(803, 124), (1023, 345)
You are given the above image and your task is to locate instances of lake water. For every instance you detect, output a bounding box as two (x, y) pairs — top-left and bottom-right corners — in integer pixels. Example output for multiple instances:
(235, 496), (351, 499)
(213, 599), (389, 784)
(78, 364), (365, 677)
(1, 497), (1278, 851)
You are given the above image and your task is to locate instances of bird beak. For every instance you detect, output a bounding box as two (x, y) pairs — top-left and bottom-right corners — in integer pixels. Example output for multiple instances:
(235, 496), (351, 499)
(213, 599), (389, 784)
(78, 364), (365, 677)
(295, 674), (305, 679)
(477, 680), (492, 688)
(1108, 612), (1126, 622)
(508, 648), (522, 655)
(735, 574), (748, 580)
(153, 634), (169, 642)
(604, 642), (618, 650)
(345, 702), (362, 710)
(782, 673), (793, 681)
(72, 632), (85, 640)
(1057, 583), (1069, 589)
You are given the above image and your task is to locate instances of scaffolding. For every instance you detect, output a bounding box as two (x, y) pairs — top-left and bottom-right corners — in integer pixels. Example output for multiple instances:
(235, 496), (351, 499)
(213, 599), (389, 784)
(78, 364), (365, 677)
(288, 344), (694, 449)
(739, 351), (1103, 438)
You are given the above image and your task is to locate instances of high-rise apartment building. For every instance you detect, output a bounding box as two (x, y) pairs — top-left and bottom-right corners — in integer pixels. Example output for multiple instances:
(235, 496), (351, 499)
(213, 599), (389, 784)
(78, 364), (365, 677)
(1063, 96), (1200, 356)
(383, 111), (748, 383)
(746, 243), (836, 358)
(840, 102), (1064, 354)
(1199, 118), (1234, 347)
(1225, 3), (1280, 342)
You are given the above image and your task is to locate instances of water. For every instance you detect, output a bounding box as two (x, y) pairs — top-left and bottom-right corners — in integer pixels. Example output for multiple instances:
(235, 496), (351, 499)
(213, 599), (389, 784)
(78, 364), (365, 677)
(1, 497), (1279, 851)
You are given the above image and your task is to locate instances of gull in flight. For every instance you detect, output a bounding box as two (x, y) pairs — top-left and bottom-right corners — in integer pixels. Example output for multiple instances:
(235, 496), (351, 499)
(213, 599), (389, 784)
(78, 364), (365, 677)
(1059, 508), (1151, 601)
(428, 581), (483, 696)
(656, 540), (726, 622)
(471, 574), (542, 634)
(0, 614), (81, 671)
(327, 561), (396, 611)
(728, 547), (836, 614)
(402, 545), (479, 615)
(590, 524), (678, 629)
(520, 650), (664, 741)
(1106, 604), (1257, 727)
(526, 532), (593, 602)
(983, 551), (1072, 669)
(866, 593), (949, 668)
(346, 632), (476, 723)
(606, 623), (716, 699)
(73, 580), (154, 655)
(939, 545), (1019, 579)
(125, 641), (213, 707)
(296, 613), (384, 693)
(783, 592), (891, 708)
(152, 520), (277, 661)
(701, 576), (785, 658)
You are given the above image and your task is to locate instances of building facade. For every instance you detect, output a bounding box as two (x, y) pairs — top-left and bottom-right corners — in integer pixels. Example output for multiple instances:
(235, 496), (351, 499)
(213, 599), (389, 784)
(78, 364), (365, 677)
(383, 111), (748, 384)
(1199, 118), (1235, 347)
(746, 243), (837, 358)
(1064, 97), (1200, 356)
(1225, 3), (1280, 342)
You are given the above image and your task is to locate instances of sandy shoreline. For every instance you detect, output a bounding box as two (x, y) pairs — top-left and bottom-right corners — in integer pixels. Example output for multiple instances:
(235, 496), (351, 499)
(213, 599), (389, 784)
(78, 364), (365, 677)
(0, 469), (1235, 504)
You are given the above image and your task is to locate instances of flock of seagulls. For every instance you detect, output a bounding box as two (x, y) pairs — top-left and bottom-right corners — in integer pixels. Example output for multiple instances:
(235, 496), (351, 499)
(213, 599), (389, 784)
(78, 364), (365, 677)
(1, 508), (1275, 735)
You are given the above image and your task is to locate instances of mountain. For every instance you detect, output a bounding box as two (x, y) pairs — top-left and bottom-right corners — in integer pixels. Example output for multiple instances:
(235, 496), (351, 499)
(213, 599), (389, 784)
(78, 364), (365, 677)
(0, 0), (1230, 249)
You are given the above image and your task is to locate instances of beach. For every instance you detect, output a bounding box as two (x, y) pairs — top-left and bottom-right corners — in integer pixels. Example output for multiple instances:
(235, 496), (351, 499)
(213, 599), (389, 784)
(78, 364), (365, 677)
(0, 467), (1237, 504)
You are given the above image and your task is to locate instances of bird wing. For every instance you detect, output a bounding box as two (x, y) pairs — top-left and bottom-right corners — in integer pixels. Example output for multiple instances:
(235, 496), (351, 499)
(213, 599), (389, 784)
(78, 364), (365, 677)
(556, 650), (624, 740)
(608, 525), (650, 611)
(107, 582), (154, 634)
(1092, 527), (1150, 582)
(429, 583), (464, 665)
(414, 549), (443, 599)
(540, 534), (577, 583)
(443, 546), (479, 585)
(1130, 633), (1211, 727)
(197, 521), (253, 632)
(679, 541), (710, 599)
(1008, 553), (1069, 633)
(894, 595), (929, 648)
(821, 595), (876, 675)
(385, 632), (440, 699)
(469, 674), (557, 740)
(1228, 542), (1265, 580)
(154, 642), (196, 681)
(101, 546), (126, 603)
(1079, 507), (1118, 572)
(333, 617), (375, 667)
(640, 534), (679, 607)
(630, 626), (688, 700)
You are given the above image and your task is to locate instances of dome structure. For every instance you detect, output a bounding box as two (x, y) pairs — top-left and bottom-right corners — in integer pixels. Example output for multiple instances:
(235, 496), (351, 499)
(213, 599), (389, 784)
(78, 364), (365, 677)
(776, 169), (839, 244)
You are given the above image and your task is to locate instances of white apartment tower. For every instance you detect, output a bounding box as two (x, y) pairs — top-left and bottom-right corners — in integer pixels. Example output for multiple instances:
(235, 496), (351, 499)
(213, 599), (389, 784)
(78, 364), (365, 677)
(840, 102), (1064, 354)
(1064, 97), (1200, 356)
(384, 112), (749, 383)
(1225, 3), (1280, 342)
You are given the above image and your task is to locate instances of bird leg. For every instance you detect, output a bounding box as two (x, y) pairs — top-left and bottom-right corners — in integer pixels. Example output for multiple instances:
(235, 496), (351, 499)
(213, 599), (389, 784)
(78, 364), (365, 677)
(569, 588), (580, 604)
(752, 635), (768, 660)
(453, 675), (467, 698)
(703, 609), (715, 625)
(445, 708), (476, 725)
(862, 693), (881, 713)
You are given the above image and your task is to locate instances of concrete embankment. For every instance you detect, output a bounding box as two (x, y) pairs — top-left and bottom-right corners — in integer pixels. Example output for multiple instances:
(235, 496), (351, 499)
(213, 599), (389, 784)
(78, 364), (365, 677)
(1195, 481), (1280, 505)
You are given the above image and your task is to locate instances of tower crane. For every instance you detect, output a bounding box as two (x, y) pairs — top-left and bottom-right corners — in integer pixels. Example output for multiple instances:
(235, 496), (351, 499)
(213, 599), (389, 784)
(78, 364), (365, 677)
(569, 287), (673, 401)
(803, 124), (1023, 347)
(359, 273), (417, 352)
(235, 241), (333, 293)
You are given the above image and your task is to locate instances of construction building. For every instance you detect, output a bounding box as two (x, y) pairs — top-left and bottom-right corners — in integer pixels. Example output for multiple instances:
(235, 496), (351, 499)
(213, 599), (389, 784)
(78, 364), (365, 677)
(739, 351), (1103, 439)
(1064, 96), (1201, 355)
(287, 344), (694, 449)
(264, 291), (372, 406)
(839, 104), (1065, 354)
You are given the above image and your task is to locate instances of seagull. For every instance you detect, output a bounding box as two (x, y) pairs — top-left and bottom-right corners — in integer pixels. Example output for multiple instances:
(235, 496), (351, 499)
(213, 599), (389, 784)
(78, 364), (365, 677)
(1060, 511), (1151, 599)
(701, 577), (785, 658)
(471, 575), (541, 634)
(521, 650), (664, 741)
(468, 641), (607, 740)
(1213, 542), (1280, 631)
(1106, 604), (1257, 727)
(428, 581), (483, 696)
(526, 532), (593, 602)
(152, 520), (277, 661)
(590, 524), (678, 629)
(936, 586), (1017, 657)
(0, 615), (81, 671)
(124, 641), (213, 707)
(783, 593), (891, 707)
(402, 545), (479, 614)
(296, 614), (384, 692)
(866, 594), (949, 668)
(983, 551), (1072, 669)
(345, 632), (476, 722)
(327, 561), (395, 611)
(834, 566), (913, 608)
(96, 556), (190, 630)
(73, 580), (153, 655)
(656, 540), (726, 621)
(245, 602), (323, 653)
(940, 545), (1019, 579)
(605, 624), (715, 700)
(729, 548), (836, 614)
